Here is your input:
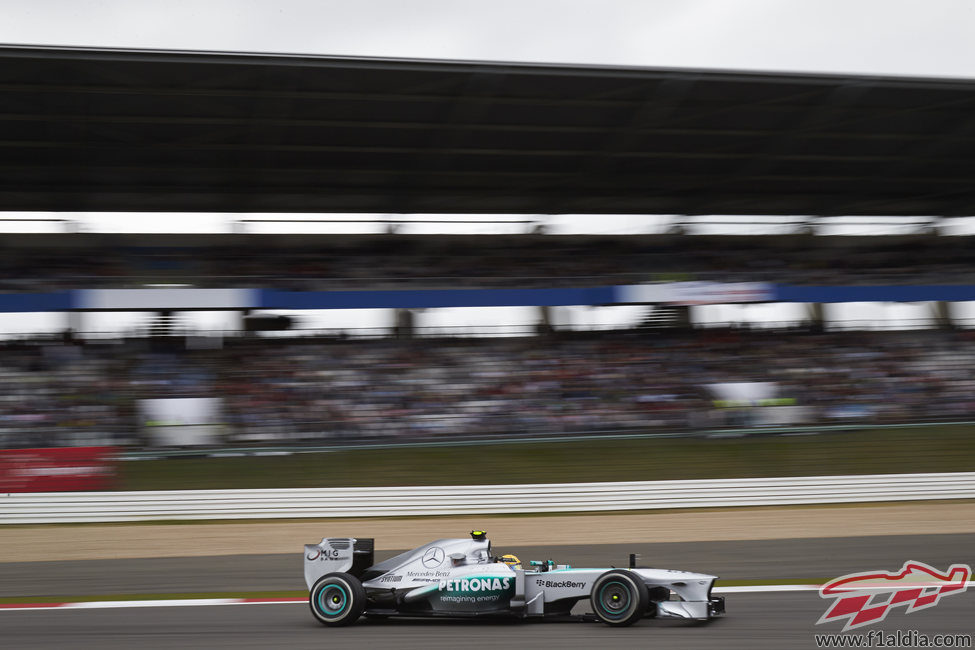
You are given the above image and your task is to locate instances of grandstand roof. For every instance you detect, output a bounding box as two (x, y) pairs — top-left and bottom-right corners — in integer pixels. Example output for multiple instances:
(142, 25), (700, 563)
(3, 45), (975, 216)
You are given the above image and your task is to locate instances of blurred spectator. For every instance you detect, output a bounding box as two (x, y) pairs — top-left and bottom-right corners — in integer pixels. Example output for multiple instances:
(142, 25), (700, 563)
(2, 328), (975, 449)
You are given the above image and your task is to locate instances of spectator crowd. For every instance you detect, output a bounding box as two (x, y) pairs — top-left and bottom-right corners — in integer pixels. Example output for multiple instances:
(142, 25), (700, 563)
(2, 329), (975, 449)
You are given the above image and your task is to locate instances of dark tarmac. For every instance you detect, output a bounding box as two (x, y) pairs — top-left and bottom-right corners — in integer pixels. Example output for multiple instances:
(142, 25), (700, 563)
(2, 534), (973, 649)
(3, 592), (973, 650)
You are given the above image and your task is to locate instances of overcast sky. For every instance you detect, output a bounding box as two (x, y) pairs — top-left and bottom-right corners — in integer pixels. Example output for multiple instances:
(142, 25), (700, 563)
(3, 0), (975, 78)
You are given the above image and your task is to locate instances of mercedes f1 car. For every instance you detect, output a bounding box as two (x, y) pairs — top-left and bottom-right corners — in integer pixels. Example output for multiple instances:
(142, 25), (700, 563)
(303, 531), (725, 627)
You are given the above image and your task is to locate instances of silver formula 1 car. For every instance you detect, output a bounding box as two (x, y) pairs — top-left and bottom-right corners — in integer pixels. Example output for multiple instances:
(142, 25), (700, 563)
(303, 531), (725, 627)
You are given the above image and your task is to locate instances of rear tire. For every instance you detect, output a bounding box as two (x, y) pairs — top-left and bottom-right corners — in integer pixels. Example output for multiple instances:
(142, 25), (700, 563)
(310, 572), (365, 627)
(590, 570), (649, 627)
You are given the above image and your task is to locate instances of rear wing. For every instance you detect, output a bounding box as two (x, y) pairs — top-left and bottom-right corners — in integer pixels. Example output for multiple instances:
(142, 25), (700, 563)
(304, 537), (375, 589)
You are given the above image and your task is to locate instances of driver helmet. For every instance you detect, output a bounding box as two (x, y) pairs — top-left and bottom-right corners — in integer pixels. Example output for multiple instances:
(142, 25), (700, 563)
(499, 554), (522, 570)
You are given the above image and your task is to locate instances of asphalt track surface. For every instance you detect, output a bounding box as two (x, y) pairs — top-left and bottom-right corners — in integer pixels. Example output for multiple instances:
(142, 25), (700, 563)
(4, 592), (974, 650)
(3, 535), (974, 649)
(3, 534), (973, 598)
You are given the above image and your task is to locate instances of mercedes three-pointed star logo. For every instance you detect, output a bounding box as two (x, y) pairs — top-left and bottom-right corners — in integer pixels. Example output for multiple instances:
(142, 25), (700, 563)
(422, 546), (445, 568)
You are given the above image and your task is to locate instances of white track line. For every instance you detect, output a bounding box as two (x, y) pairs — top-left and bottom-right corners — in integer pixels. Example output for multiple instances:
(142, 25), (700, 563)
(65, 598), (241, 608)
(713, 585), (821, 593)
(0, 597), (305, 611)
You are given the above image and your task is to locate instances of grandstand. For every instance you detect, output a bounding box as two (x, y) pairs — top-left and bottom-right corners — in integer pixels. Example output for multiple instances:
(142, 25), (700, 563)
(2, 46), (975, 450)
(2, 230), (975, 292)
(5, 45), (975, 216)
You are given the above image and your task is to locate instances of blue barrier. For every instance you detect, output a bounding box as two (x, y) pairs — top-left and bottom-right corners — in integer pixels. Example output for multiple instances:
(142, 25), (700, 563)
(1, 284), (973, 313)
(774, 285), (975, 303)
(0, 292), (73, 312)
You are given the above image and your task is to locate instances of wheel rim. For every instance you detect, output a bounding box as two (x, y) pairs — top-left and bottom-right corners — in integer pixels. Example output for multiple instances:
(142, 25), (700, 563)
(597, 580), (632, 618)
(316, 583), (348, 617)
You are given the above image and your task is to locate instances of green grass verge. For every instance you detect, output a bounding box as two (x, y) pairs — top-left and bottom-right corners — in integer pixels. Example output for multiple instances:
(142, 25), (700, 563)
(119, 424), (975, 490)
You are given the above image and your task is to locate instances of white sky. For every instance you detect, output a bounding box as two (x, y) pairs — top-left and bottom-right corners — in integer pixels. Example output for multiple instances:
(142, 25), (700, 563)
(2, 1), (973, 336)
(3, 0), (975, 78)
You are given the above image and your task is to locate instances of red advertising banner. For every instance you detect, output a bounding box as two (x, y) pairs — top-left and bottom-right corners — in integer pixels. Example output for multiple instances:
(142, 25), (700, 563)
(0, 447), (117, 492)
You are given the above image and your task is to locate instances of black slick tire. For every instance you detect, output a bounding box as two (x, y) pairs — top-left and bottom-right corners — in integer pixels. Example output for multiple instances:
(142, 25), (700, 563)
(309, 572), (366, 627)
(590, 570), (650, 626)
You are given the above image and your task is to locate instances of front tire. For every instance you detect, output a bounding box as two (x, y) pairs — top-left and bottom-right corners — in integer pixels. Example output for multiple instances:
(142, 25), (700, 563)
(590, 570), (649, 626)
(310, 572), (365, 627)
